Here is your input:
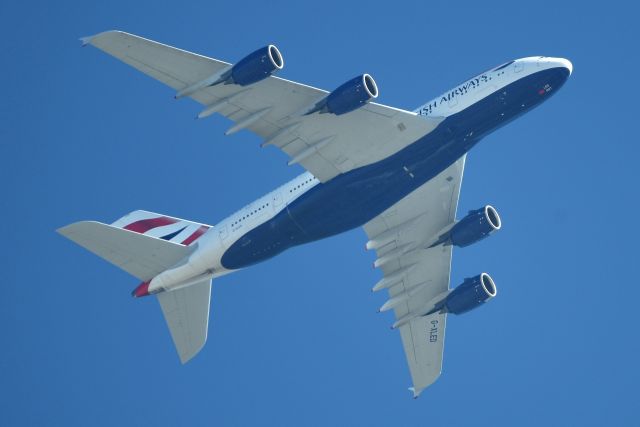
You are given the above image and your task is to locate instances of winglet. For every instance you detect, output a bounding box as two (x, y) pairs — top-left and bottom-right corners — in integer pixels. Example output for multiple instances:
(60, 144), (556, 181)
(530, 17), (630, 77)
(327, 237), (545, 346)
(408, 387), (423, 399)
(79, 35), (94, 47)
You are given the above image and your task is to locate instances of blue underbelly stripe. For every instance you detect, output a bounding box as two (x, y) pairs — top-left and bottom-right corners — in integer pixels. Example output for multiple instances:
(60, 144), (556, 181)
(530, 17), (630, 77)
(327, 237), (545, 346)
(221, 67), (569, 270)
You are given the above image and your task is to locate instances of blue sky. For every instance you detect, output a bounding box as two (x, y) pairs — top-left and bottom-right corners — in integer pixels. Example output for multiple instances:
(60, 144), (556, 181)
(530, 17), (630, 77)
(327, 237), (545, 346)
(2, 1), (639, 425)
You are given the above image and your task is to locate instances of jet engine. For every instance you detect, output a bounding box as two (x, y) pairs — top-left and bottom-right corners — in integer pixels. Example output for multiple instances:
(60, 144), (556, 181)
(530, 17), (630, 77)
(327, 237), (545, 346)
(442, 273), (497, 315)
(432, 205), (501, 248)
(175, 45), (284, 98)
(228, 45), (284, 86)
(307, 74), (379, 115)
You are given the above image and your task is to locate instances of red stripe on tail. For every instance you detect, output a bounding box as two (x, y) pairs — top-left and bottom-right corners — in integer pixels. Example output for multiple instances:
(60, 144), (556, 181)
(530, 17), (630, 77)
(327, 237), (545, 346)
(124, 217), (179, 233)
(131, 281), (151, 298)
(181, 225), (210, 245)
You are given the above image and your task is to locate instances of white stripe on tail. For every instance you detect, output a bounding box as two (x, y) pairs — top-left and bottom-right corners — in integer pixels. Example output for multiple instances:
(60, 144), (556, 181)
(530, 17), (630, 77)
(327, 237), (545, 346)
(111, 210), (212, 246)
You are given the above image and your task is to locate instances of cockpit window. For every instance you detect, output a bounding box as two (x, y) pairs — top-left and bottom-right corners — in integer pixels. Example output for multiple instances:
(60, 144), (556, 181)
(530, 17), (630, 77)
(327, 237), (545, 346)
(493, 60), (514, 71)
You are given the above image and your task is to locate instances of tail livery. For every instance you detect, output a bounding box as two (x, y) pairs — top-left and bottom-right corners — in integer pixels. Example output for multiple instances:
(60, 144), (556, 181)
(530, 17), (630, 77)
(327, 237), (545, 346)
(112, 210), (211, 247)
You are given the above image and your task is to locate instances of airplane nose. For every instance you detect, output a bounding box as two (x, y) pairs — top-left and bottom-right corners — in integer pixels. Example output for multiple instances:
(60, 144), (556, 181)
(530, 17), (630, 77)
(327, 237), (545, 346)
(555, 57), (573, 76)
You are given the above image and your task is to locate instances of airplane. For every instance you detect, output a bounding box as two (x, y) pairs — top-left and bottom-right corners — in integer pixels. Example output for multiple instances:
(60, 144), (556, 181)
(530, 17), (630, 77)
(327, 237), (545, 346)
(58, 30), (572, 397)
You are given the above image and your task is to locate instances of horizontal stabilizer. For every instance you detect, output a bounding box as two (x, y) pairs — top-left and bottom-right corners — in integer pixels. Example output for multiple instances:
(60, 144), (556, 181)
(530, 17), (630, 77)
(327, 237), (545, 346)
(57, 221), (193, 281)
(158, 278), (212, 363)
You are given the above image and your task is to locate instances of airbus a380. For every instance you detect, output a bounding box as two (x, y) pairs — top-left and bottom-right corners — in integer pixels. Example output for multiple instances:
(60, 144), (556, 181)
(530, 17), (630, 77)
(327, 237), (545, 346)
(59, 31), (572, 397)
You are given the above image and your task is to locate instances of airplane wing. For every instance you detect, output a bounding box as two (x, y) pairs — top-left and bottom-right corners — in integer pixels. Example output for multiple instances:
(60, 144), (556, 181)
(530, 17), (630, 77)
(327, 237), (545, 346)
(81, 31), (442, 182)
(363, 155), (466, 397)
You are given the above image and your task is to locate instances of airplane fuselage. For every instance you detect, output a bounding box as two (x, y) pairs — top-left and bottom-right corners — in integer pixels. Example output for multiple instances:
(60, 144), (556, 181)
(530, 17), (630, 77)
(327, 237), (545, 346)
(148, 57), (571, 293)
(63, 32), (574, 382)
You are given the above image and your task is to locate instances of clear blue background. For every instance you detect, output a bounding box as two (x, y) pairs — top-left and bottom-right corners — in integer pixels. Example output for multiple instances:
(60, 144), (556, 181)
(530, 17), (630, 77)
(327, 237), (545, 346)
(2, 1), (638, 425)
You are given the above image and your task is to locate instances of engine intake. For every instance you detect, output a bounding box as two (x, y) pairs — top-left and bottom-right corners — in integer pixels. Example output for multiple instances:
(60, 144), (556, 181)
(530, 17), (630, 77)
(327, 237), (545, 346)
(307, 74), (379, 115)
(442, 273), (497, 315)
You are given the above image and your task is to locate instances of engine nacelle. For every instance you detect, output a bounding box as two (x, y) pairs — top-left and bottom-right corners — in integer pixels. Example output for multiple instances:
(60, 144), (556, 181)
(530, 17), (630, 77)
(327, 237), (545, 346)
(443, 273), (497, 315)
(229, 45), (284, 86)
(308, 74), (379, 115)
(175, 45), (284, 99)
(447, 205), (501, 247)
